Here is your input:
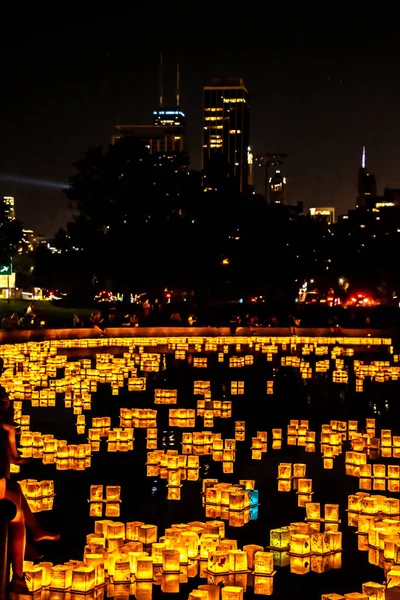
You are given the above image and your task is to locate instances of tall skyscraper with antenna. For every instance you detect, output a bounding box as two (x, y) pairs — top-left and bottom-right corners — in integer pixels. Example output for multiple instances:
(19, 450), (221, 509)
(357, 146), (377, 208)
(113, 54), (186, 159)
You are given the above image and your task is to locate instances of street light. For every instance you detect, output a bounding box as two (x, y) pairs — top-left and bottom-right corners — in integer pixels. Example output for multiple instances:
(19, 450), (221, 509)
(255, 153), (287, 203)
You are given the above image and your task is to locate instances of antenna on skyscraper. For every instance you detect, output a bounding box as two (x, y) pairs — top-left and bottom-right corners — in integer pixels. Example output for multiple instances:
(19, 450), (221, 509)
(159, 52), (164, 107)
(176, 63), (180, 107)
(361, 145), (366, 169)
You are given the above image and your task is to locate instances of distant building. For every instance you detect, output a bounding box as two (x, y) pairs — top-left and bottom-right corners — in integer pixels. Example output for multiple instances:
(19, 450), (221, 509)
(2, 196), (15, 221)
(113, 113), (185, 158)
(269, 170), (286, 204)
(309, 207), (336, 224)
(17, 229), (36, 254)
(112, 59), (185, 161)
(357, 146), (377, 208)
(202, 77), (250, 193)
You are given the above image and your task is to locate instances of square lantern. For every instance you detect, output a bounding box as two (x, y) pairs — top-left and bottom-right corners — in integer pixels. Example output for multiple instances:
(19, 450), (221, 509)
(71, 566), (96, 591)
(253, 551), (274, 575)
(50, 565), (73, 589)
(24, 566), (43, 592)
(162, 549), (180, 573)
(269, 527), (290, 549)
(221, 586), (244, 600)
(208, 551), (229, 574)
(243, 545), (263, 570)
(135, 557), (154, 580)
(325, 504), (339, 522)
(138, 524), (157, 545)
(290, 534), (311, 556)
(278, 480), (291, 492)
(228, 550), (248, 572)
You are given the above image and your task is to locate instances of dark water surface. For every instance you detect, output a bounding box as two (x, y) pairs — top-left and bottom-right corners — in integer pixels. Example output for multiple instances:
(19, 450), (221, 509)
(15, 345), (397, 599)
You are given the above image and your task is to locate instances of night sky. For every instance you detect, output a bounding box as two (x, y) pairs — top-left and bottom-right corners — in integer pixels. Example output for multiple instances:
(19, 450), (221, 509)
(1, 7), (400, 236)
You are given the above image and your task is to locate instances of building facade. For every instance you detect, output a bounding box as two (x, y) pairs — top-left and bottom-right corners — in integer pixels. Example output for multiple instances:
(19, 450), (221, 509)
(202, 77), (250, 193)
(113, 109), (185, 159)
(309, 206), (336, 224)
(269, 170), (286, 204)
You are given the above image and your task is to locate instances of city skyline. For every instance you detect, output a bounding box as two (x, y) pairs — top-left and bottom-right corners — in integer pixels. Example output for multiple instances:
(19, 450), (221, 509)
(1, 8), (400, 235)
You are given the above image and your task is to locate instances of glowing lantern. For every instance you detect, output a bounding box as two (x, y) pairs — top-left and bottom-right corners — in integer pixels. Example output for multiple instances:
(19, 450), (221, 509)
(254, 575), (273, 596)
(24, 566), (43, 592)
(71, 566), (96, 591)
(243, 545), (263, 569)
(138, 524), (157, 545)
(162, 549), (180, 572)
(253, 551), (274, 575)
(135, 557), (154, 580)
(126, 521), (144, 541)
(361, 583), (385, 599)
(298, 479), (312, 493)
(278, 479), (291, 492)
(208, 551), (229, 573)
(269, 527), (290, 549)
(290, 534), (311, 555)
(278, 463), (292, 479)
(221, 586), (243, 600)
(306, 503), (320, 521)
(198, 584), (221, 600)
(50, 565), (73, 589)
(189, 591), (210, 600)
(325, 504), (339, 522)
(228, 550), (247, 572)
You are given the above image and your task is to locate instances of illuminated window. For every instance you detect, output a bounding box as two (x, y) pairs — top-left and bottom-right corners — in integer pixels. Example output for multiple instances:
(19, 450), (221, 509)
(229, 130), (241, 134)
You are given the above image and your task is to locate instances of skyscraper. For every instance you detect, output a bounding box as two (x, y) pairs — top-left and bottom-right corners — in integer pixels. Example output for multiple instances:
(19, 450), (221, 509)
(112, 57), (186, 160)
(357, 146), (377, 208)
(202, 77), (250, 193)
(269, 170), (286, 204)
(2, 196), (15, 221)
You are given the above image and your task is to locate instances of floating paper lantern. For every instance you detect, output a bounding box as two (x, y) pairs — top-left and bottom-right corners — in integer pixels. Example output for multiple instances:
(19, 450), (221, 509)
(50, 565), (73, 589)
(71, 566), (96, 591)
(221, 586), (243, 600)
(253, 551), (274, 575)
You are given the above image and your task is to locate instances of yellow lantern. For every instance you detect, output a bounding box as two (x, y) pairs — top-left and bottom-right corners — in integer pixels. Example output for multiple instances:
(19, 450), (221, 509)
(290, 534), (311, 555)
(138, 524), (157, 545)
(135, 557), (154, 580)
(243, 544), (263, 570)
(71, 566), (96, 591)
(221, 586), (243, 600)
(162, 549), (180, 573)
(253, 575), (273, 596)
(228, 550), (247, 572)
(253, 551), (274, 575)
(50, 565), (73, 589)
(208, 551), (229, 574)
(24, 566), (43, 592)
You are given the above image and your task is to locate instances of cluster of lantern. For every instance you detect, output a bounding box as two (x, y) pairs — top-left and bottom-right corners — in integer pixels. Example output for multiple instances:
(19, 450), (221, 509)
(193, 357), (208, 368)
(18, 479), (54, 513)
(3, 334), (399, 597)
(321, 582), (386, 599)
(197, 399), (232, 426)
(19, 516), (280, 594)
(251, 432), (267, 460)
(169, 408), (196, 428)
(154, 389), (177, 404)
(146, 450), (200, 498)
(119, 408), (157, 428)
(234, 421), (245, 442)
(230, 381), (245, 396)
(203, 479), (259, 525)
(229, 355), (254, 368)
(277, 462), (308, 502)
(89, 485), (121, 518)
(19, 430), (92, 471)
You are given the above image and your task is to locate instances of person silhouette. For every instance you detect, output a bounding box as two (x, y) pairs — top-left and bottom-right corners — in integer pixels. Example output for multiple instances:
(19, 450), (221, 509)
(0, 389), (60, 593)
